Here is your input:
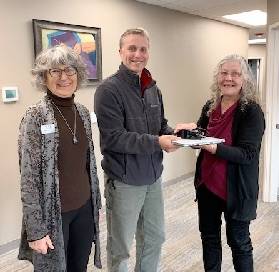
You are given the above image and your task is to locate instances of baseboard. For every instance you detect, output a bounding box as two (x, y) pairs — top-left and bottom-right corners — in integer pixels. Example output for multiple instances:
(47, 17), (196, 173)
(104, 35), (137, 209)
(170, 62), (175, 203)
(0, 172), (194, 256)
(0, 239), (19, 256)
(163, 172), (194, 188)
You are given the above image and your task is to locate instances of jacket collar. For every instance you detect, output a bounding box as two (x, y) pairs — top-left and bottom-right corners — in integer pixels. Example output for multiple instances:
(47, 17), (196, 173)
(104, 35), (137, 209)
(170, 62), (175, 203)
(118, 63), (155, 88)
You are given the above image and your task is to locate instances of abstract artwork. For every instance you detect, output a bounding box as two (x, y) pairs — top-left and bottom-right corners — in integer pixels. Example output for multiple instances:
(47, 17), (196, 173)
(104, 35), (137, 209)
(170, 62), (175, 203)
(32, 19), (102, 84)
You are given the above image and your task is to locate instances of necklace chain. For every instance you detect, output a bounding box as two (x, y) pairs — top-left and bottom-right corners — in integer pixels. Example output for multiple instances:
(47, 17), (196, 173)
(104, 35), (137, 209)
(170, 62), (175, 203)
(51, 101), (78, 144)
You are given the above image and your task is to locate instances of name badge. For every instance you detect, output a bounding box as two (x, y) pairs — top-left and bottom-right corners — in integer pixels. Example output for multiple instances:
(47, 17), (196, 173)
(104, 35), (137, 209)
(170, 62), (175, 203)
(41, 124), (55, 134)
(90, 112), (97, 124)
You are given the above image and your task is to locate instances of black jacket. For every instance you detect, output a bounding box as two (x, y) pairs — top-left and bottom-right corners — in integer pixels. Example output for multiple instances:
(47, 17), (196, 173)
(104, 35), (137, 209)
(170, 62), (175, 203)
(194, 100), (265, 221)
(94, 64), (173, 185)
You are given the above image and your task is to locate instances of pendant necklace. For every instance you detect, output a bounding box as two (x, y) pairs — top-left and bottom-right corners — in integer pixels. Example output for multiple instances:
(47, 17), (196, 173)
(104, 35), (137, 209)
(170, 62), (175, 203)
(51, 101), (78, 144)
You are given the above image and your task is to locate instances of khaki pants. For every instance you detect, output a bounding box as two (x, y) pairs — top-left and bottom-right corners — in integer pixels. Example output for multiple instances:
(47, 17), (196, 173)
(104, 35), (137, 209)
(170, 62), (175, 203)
(104, 176), (165, 272)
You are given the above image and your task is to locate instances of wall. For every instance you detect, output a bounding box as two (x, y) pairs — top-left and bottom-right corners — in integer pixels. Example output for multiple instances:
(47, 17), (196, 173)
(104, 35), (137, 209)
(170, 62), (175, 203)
(267, 0), (279, 25)
(0, 0), (248, 247)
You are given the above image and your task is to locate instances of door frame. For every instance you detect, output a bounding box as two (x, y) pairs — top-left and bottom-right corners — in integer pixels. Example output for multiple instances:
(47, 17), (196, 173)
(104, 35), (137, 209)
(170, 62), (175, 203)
(262, 22), (279, 202)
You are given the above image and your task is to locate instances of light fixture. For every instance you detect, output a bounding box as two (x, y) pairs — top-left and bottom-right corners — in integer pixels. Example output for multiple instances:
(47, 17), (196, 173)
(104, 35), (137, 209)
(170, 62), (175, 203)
(223, 10), (266, 26)
(255, 32), (264, 38)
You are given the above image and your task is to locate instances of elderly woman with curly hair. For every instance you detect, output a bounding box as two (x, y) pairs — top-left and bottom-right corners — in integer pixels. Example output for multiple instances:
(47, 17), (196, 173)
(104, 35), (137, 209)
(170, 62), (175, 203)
(177, 54), (265, 272)
(18, 45), (102, 271)
(195, 55), (265, 272)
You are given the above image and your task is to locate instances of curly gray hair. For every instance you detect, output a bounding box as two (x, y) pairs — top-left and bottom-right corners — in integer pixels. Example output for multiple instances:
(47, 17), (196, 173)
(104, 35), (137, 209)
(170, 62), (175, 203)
(208, 54), (259, 113)
(32, 45), (88, 91)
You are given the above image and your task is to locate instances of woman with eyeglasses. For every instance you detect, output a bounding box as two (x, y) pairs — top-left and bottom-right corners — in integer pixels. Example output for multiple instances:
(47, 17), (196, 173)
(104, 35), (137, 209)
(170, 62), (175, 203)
(18, 45), (102, 271)
(176, 54), (265, 271)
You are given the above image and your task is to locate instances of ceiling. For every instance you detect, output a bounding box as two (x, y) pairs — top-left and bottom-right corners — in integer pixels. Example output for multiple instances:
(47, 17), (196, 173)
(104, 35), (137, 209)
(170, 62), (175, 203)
(135, 0), (267, 41)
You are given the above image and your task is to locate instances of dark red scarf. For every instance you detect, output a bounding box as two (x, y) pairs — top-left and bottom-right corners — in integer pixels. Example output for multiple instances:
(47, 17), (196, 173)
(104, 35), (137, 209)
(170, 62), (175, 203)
(201, 101), (238, 200)
(140, 69), (152, 97)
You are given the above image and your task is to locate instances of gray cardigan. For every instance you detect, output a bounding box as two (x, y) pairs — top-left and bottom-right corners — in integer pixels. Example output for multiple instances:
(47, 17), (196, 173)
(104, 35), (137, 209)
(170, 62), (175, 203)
(18, 95), (102, 271)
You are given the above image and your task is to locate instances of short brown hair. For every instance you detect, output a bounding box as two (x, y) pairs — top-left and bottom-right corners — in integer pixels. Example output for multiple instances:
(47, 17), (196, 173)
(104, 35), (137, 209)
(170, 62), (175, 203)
(119, 28), (150, 48)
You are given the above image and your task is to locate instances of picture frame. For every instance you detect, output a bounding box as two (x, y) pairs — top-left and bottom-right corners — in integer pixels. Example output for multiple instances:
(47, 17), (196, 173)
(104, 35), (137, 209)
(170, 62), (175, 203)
(32, 19), (102, 85)
(2, 87), (19, 103)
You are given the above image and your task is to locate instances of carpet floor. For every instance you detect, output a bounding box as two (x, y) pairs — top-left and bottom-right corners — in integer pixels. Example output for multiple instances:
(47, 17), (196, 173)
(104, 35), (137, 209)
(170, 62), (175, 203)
(0, 178), (278, 271)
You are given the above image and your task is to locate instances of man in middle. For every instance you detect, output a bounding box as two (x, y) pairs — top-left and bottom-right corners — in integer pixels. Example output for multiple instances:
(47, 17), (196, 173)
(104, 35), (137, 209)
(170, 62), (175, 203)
(94, 28), (194, 272)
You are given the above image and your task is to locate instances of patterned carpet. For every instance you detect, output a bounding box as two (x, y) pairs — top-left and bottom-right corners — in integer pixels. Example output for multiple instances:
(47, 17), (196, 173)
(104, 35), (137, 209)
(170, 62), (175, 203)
(1, 178), (279, 271)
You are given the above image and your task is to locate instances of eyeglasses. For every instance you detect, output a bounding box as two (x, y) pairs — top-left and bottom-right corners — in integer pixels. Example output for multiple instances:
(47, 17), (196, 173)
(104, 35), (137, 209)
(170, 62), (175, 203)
(48, 67), (77, 78)
(219, 71), (242, 78)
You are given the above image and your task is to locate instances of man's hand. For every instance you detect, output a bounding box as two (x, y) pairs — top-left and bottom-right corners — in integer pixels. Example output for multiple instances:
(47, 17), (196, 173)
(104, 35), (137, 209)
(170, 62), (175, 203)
(174, 122), (197, 134)
(159, 135), (181, 153)
(28, 235), (54, 254)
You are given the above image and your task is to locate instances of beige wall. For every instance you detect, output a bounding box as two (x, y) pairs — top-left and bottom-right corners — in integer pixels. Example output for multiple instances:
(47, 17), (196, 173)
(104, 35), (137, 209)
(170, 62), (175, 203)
(248, 45), (266, 59)
(0, 0), (248, 247)
(267, 0), (279, 25)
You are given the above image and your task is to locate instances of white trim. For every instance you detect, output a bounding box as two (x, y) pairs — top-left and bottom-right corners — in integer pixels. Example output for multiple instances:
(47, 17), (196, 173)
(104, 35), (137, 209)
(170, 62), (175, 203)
(0, 239), (19, 255)
(262, 22), (279, 202)
(248, 38), (266, 45)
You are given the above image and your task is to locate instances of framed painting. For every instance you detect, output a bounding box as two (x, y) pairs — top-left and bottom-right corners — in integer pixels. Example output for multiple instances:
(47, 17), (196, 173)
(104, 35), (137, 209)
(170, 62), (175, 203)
(32, 19), (102, 85)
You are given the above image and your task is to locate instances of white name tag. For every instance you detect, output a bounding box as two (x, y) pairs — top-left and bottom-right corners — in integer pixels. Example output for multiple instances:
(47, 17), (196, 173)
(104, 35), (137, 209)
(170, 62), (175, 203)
(41, 124), (55, 134)
(90, 112), (97, 124)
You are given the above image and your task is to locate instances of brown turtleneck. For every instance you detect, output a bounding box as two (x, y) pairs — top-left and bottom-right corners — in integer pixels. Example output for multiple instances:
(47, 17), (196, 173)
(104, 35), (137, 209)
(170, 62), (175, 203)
(47, 90), (91, 213)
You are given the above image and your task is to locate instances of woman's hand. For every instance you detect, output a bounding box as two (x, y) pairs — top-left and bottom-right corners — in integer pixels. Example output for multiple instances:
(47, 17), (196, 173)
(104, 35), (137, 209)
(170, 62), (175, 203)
(201, 144), (217, 154)
(174, 122), (197, 134)
(28, 235), (54, 254)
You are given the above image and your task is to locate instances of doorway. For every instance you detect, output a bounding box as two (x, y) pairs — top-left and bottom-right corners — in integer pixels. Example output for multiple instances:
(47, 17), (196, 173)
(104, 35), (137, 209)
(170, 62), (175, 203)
(248, 58), (261, 92)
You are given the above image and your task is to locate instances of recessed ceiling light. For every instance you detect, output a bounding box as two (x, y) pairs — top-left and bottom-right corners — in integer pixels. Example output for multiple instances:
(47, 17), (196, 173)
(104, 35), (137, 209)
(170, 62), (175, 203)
(248, 38), (266, 45)
(223, 10), (266, 26)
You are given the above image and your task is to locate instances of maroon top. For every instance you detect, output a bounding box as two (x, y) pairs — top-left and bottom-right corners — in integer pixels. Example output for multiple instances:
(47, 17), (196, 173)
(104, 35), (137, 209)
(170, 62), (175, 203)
(201, 101), (238, 200)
